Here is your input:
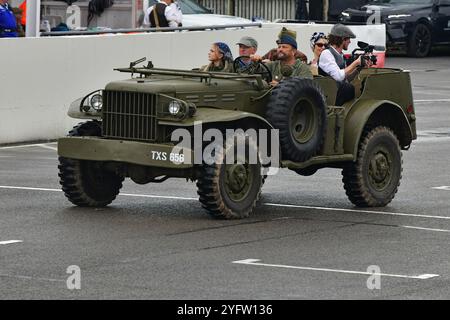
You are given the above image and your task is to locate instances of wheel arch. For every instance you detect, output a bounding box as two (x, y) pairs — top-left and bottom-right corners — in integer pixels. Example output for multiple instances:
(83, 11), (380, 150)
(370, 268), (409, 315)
(344, 100), (413, 160)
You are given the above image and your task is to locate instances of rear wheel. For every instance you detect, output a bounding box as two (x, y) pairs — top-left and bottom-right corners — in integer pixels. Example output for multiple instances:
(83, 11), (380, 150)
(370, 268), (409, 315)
(58, 121), (124, 207)
(196, 134), (263, 219)
(342, 126), (402, 207)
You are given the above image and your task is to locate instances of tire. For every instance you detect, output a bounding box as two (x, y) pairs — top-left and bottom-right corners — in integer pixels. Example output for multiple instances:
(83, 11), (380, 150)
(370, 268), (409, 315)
(196, 134), (263, 219)
(342, 126), (402, 207)
(266, 77), (327, 163)
(407, 23), (432, 58)
(293, 166), (319, 177)
(58, 121), (124, 207)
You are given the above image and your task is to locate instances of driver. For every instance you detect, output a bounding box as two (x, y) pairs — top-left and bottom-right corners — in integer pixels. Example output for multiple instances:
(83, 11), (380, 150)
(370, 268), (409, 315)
(236, 36), (258, 69)
(251, 27), (313, 86)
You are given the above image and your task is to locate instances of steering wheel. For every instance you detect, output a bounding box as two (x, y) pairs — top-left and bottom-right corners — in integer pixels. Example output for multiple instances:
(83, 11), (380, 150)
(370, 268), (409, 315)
(233, 56), (272, 83)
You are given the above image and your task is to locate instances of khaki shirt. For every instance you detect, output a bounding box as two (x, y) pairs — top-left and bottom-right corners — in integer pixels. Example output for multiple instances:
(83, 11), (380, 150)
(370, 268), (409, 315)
(266, 59), (313, 81)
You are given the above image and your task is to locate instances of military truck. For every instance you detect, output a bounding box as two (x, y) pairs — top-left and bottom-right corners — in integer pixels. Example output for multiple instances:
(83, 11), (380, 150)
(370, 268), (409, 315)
(57, 55), (417, 219)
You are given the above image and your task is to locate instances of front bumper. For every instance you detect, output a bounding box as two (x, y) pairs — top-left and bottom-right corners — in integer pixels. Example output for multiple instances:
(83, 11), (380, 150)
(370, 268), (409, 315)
(58, 137), (194, 169)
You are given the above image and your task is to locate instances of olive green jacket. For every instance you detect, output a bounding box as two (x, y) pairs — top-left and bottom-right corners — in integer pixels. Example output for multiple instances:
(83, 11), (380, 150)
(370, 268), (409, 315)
(266, 59), (313, 81)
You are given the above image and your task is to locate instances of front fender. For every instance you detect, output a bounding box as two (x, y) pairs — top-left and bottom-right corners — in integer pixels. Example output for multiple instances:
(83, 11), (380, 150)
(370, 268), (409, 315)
(344, 99), (414, 159)
(158, 107), (274, 130)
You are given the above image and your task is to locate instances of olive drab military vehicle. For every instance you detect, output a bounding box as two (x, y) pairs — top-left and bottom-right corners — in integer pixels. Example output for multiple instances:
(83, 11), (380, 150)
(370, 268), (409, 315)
(57, 53), (417, 220)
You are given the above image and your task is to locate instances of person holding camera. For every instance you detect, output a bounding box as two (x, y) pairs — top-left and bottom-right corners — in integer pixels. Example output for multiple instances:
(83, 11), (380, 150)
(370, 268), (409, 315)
(318, 24), (372, 105)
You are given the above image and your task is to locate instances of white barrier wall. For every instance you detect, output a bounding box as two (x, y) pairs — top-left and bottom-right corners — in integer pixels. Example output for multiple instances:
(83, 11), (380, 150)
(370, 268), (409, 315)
(0, 23), (385, 144)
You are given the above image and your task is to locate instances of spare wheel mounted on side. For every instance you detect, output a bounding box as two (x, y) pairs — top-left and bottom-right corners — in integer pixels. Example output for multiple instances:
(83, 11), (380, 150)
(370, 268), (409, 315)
(266, 77), (327, 163)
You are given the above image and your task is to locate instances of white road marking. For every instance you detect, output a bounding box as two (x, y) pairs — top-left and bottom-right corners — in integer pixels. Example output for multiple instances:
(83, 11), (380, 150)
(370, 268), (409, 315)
(264, 202), (450, 221)
(0, 142), (57, 150)
(0, 240), (23, 245)
(433, 186), (450, 191)
(1, 185), (450, 226)
(232, 259), (439, 280)
(401, 226), (450, 233)
(0, 273), (65, 283)
(36, 144), (57, 151)
(414, 99), (450, 103)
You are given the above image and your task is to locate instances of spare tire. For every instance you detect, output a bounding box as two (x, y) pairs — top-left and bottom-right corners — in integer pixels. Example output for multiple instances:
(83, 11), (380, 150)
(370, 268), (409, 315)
(266, 77), (327, 163)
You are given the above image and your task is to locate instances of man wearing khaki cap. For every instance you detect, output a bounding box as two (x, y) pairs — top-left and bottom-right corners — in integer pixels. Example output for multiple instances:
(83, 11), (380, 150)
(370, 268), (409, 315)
(236, 36), (258, 68)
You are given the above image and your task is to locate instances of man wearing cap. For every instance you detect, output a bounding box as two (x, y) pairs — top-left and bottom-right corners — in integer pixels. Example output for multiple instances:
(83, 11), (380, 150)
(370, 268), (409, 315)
(252, 27), (312, 86)
(235, 36), (258, 70)
(318, 24), (371, 105)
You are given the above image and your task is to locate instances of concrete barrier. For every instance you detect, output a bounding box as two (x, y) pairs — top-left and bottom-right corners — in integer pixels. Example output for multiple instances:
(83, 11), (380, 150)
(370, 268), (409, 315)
(0, 23), (385, 144)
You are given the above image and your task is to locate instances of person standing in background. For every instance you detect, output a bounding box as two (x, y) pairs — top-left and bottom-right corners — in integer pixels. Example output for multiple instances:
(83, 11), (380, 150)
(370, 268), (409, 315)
(0, 0), (18, 38)
(295, 0), (308, 20)
(144, 0), (182, 28)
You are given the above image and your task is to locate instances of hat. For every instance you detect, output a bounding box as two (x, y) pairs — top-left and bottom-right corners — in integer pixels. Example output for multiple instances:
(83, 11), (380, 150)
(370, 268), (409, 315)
(329, 24), (356, 38)
(276, 27), (297, 49)
(214, 42), (234, 63)
(310, 32), (327, 48)
(236, 36), (258, 49)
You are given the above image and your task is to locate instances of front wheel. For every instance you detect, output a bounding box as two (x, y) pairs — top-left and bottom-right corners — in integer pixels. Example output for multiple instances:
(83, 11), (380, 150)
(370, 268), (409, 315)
(342, 126), (402, 207)
(58, 121), (124, 207)
(196, 134), (263, 219)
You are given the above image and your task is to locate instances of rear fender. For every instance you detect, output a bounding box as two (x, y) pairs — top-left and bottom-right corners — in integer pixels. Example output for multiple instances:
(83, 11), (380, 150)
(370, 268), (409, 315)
(344, 99), (414, 159)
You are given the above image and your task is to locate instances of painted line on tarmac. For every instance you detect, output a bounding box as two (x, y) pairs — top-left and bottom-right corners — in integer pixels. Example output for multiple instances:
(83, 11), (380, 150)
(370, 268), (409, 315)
(2, 185), (450, 225)
(415, 99), (450, 103)
(232, 259), (439, 280)
(36, 144), (57, 151)
(0, 273), (65, 283)
(0, 143), (57, 150)
(401, 226), (450, 233)
(433, 186), (450, 191)
(0, 240), (23, 245)
(263, 202), (450, 221)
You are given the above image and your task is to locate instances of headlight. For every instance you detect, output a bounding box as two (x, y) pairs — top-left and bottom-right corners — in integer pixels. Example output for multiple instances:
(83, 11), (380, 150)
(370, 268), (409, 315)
(387, 14), (411, 19)
(80, 90), (103, 113)
(168, 101), (183, 116)
(341, 12), (350, 17)
(90, 94), (103, 111)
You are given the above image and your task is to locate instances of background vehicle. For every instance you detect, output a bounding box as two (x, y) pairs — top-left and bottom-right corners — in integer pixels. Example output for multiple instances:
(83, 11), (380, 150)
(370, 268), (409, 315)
(57, 51), (416, 220)
(143, 0), (252, 27)
(341, 0), (450, 57)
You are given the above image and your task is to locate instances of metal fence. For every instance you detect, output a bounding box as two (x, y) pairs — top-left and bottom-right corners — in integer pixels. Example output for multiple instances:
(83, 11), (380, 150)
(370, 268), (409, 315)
(197, 0), (298, 21)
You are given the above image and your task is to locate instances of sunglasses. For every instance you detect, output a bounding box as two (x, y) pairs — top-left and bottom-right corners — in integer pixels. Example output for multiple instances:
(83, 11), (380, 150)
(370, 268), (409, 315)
(315, 43), (327, 48)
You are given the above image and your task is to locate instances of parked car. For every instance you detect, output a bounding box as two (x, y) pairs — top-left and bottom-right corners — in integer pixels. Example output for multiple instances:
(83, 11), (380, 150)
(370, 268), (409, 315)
(340, 0), (450, 57)
(143, 0), (252, 28)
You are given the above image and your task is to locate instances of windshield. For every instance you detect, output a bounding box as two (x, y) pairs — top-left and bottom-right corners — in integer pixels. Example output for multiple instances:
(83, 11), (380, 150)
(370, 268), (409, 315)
(370, 0), (433, 4)
(148, 0), (211, 14)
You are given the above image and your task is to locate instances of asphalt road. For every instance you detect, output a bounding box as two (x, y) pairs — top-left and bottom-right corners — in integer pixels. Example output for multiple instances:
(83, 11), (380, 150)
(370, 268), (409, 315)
(1, 56), (450, 300)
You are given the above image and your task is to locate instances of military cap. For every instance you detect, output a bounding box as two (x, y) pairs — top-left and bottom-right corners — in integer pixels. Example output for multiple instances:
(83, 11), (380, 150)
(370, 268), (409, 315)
(329, 24), (356, 38)
(276, 27), (298, 49)
(236, 36), (258, 49)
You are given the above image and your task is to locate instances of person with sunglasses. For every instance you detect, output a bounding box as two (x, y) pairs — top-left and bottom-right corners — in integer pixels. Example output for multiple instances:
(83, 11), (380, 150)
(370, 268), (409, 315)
(318, 24), (372, 106)
(309, 32), (328, 76)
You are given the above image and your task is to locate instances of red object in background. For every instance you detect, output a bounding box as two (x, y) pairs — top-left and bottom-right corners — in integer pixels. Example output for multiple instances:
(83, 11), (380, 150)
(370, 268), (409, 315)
(19, 0), (26, 26)
(373, 51), (386, 68)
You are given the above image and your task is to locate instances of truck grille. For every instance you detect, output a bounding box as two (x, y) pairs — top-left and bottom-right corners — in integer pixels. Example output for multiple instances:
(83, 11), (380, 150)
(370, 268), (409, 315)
(102, 90), (158, 142)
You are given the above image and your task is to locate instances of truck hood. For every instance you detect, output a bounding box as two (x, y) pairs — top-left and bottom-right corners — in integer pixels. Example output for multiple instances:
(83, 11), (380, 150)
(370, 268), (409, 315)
(105, 75), (260, 95)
